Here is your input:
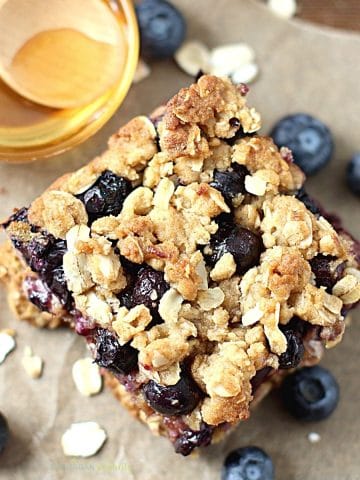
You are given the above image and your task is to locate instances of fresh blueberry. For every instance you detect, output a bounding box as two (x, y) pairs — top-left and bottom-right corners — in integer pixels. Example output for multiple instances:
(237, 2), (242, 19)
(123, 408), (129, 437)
(310, 254), (345, 292)
(0, 412), (9, 454)
(222, 446), (275, 480)
(210, 164), (249, 204)
(174, 423), (213, 456)
(278, 328), (304, 369)
(143, 373), (202, 415)
(94, 328), (138, 375)
(77, 170), (132, 221)
(295, 187), (321, 215)
(136, 0), (186, 59)
(270, 114), (334, 175)
(346, 153), (360, 196)
(282, 366), (339, 421)
(206, 222), (263, 274)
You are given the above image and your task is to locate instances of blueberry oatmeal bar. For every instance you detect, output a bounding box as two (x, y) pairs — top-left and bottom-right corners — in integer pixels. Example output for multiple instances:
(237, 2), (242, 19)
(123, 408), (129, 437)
(2, 75), (360, 455)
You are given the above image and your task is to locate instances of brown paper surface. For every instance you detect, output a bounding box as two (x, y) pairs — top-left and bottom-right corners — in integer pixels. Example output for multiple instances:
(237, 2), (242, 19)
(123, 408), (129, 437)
(0, 1), (359, 478)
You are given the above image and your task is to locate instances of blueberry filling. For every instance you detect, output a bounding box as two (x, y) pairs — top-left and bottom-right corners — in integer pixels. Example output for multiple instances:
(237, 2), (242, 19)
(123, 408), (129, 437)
(119, 265), (169, 325)
(2, 206), (29, 228)
(210, 164), (249, 204)
(310, 254), (345, 292)
(205, 220), (263, 274)
(295, 187), (321, 215)
(94, 328), (138, 375)
(77, 170), (132, 222)
(278, 327), (304, 369)
(8, 225), (72, 310)
(143, 372), (202, 416)
(173, 422), (213, 456)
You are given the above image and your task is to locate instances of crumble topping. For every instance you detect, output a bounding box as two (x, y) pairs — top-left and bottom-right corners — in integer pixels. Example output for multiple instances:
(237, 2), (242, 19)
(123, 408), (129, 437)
(3, 75), (360, 433)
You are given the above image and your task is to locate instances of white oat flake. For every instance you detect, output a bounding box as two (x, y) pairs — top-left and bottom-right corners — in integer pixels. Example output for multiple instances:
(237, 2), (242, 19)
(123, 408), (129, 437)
(61, 422), (107, 457)
(308, 432), (321, 444)
(0, 333), (16, 364)
(72, 357), (102, 397)
(21, 346), (43, 379)
(267, 0), (297, 19)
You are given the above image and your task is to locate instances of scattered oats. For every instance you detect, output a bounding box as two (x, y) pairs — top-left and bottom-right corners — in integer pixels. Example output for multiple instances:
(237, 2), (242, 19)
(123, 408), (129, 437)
(242, 305), (264, 326)
(308, 432), (321, 444)
(268, 0), (297, 19)
(21, 346), (43, 379)
(153, 178), (175, 209)
(197, 287), (225, 311)
(158, 288), (183, 323)
(61, 422), (107, 457)
(133, 59), (151, 84)
(0, 333), (16, 364)
(245, 174), (267, 196)
(175, 40), (211, 76)
(72, 358), (102, 397)
(210, 43), (255, 76)
(231, 63), (259, 85)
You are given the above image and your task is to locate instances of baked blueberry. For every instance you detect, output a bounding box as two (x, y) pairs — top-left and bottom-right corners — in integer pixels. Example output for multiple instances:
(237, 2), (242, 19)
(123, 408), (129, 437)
(143, 374), (202, 415)
(346, 153), (360, 196)
(77, 170), (132, 221)
(206, 223), (263, 274)
(210, 164), (249, 204)
(295, 188), (321, 215)
(222, 446), (274, 480)
(278, 328), (304, 369)
(128, 266), (169, 313)
(271, 114), (333, 175)
(136, 0), (186, 59)
(310, 254), (345, 292)
(94, 328), (138, 375)
(0, 412), (9, 454)
(174, 423), (213, 456)
(282, 366), (339, 421)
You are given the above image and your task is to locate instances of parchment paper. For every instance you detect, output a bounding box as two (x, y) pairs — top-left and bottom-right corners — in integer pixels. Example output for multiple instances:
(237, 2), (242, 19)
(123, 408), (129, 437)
(0, 1), (359, 479)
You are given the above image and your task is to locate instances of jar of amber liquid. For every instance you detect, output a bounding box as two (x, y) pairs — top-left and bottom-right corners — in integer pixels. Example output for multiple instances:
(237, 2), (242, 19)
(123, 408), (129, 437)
(0, 0), (138, 162)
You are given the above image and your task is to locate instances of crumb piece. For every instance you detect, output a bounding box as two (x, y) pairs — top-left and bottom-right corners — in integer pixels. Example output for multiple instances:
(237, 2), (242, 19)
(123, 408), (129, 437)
(308, 432), (321, 443)
(21, 346), (43, 378)
(0, 333), (16, 364)
(72, 357), (102, 396)
(268, 0), (297, 19)
(133, 59), (151, 84)
(61, 422), (107, 457)
(210, 253), (237, 281)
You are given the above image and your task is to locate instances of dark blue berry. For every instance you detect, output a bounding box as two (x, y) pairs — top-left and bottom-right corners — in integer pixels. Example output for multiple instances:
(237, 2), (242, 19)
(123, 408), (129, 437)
(123, 266), (169, 314)
(0, 413), (9, 454)
(174, 423), (213, 456)
(271, 114), (333, 175)
(94, 328), (138, 375)
(136, 0), (186, 59)
(77, 170), (132, 221)
(222, 446), (274, 480)
(210, 164), (249, 204)
(2, 206), (28, 228)
(295, 188), (321, 215)
(278, 328), (304, 369)
(206, 222), (263, 274)
(346, 153), (360, 196)
(310, 254), (345, 292)
(282, 366), (339, 421)
(143, 373), (201, 415)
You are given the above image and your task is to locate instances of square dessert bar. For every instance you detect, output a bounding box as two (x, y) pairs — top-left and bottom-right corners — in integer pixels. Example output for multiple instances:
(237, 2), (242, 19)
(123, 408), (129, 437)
(2, 76), (360, 455)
